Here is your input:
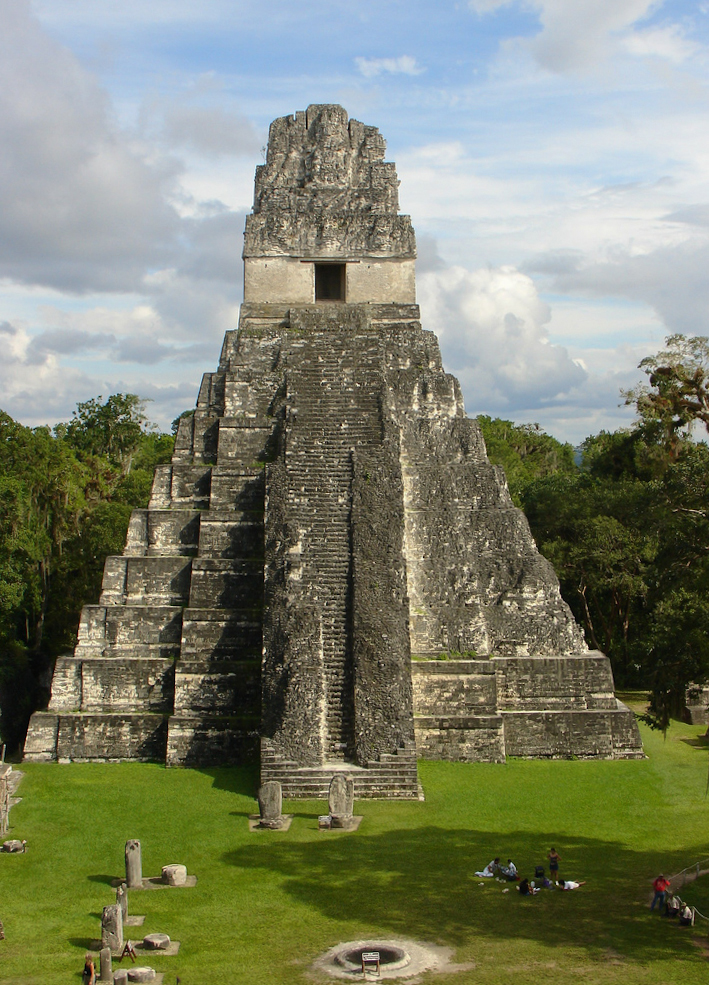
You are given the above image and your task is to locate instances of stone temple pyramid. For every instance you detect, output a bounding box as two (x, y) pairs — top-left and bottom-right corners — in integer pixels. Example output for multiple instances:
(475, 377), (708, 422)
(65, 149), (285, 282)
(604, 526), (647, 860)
(25, 105), (642, 796)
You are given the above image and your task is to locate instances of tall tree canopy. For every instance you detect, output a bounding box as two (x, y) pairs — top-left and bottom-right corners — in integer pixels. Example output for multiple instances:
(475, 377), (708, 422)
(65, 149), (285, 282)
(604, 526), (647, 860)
(623, 334), (709, 453)
(509, 336), (709, 733)
(0, 397), (173, 753)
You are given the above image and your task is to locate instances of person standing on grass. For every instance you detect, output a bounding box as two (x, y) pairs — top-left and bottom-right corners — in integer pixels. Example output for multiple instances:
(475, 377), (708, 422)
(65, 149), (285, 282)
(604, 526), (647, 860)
(82, 953), (96, 985)
(651, 874), (671, 912)
(548, 848), (561, 883)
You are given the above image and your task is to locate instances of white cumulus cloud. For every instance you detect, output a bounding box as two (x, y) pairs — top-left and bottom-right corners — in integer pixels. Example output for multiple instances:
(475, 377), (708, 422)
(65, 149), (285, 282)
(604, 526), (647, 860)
(469, 0), (671, 72)
(0, 0), (182, 293)
(355, 55), (424, 78)
(623, 24), (699, 63)
(417, 264), (586, 415)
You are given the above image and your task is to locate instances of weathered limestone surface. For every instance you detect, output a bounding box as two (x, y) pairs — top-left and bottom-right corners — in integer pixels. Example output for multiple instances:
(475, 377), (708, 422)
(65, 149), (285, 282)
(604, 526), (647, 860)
(329, 775), (354, 817)
(101, 903), (123, 951)
(686, 685), (709, 725)
(125, 840), (142, 889)
(24, 104), (642, 788)
(99, 945), (112, 982)
(244, 104), (415, 260)
(162, 863), (187, 886)
(116, 883), (127, 922)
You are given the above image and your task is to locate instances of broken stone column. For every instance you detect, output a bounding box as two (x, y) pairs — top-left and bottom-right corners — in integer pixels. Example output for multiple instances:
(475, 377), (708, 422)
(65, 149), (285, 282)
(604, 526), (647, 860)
(258, 780), (284, 829)
(99, 945), (112, 982)
(125, 840), (142, 889)
(101, 903), (123, 951)
(329, 775), (356, 829)
(116, 882), (127, 922)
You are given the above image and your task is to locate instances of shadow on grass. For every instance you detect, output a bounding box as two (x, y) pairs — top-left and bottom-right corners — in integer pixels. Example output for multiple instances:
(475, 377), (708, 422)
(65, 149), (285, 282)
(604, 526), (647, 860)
(681, 737), (709, 750)
(198, 765), (259, 797)
(87, 874), (115, 885)
(223, 826), (707, 965)
(68, 936), (94, 950)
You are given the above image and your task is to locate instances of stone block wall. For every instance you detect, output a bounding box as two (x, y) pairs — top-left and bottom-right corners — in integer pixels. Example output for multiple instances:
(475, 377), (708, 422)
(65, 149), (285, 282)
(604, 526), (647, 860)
(411, 655), (642, 761)
(685, 686), (709, 724)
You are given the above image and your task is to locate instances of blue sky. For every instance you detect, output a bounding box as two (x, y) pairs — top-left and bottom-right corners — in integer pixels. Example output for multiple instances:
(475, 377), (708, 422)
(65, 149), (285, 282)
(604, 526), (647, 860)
(2, 0), (708, 442)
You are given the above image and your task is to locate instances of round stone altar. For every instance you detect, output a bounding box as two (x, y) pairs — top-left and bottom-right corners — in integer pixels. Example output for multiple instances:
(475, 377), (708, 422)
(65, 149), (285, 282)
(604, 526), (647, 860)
(313, 938), (470, 979)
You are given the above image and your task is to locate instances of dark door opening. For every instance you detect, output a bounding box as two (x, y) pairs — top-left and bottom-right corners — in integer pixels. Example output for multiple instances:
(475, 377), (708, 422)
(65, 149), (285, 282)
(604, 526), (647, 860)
(315, 263), (346, 301)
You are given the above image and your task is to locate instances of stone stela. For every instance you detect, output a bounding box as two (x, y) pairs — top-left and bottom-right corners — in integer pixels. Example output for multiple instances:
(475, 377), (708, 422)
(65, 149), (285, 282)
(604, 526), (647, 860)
(249, 779), (294, 830)
(101, 903), (123, 953)
(24, 104), (643, 796)
(125, 839), (142, 889)
(328, 774), (361, 831)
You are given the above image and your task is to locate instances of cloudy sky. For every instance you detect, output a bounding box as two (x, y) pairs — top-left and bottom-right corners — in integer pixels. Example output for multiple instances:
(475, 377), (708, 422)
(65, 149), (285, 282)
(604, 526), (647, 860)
(1, 0), (708, 443)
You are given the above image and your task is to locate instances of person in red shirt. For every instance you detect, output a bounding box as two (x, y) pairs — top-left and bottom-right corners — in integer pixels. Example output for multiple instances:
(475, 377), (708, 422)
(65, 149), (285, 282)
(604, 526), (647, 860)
(651, 874), (671, 911)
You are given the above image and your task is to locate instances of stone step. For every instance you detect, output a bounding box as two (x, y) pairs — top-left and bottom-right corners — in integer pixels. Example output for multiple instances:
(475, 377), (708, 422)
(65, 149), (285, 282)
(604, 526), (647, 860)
(75, 643), (181, 660)
(259, 768), (420, 800)
(149, 464), (212, 510)
(188, 559), (264, 609)
(173, 408), (220, 463)
(48, 656), (176, 714)
(166, 715), (260, 768)
(173, 660), (260, 715)
(77, 604), (183, 646)
(124, 509), (201, 557)
(181, 608), (262, 654)
(209, 468), (265, 511)
(25, 712), (169, 763)
(100, 556), (192, 606)
(197, 514), (264, 559)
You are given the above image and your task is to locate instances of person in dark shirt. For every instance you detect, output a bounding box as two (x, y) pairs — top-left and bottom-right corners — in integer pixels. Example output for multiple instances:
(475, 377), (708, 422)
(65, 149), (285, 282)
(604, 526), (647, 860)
(518, 879), (539, 896)
(82, 953), (95, 985)
(548, 848), (561, 883)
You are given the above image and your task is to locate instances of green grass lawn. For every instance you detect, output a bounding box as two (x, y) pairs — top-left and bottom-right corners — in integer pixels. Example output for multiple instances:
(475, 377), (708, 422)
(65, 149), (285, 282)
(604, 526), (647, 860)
(2, 717), (709, 985)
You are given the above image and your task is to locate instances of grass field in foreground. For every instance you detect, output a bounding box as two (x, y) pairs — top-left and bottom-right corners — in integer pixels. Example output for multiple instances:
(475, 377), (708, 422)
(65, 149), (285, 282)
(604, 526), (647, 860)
(1, 718), (709, 985)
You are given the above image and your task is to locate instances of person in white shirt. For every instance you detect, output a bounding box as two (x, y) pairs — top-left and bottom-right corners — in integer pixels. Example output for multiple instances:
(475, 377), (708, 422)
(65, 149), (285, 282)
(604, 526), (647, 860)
(501, 859), (518, 880)
(558, 879), (586, 890)
(475, 857), (500, 877)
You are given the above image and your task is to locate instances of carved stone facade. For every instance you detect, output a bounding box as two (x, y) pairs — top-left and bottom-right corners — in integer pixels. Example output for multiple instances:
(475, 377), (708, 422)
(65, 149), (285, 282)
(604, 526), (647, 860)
(24, 105), (643, 793)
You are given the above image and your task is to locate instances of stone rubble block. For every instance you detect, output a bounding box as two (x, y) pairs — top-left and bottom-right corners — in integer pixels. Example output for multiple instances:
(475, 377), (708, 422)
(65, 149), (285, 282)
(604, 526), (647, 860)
(127, 968), (156, 983)
(161, 864), (187, 886)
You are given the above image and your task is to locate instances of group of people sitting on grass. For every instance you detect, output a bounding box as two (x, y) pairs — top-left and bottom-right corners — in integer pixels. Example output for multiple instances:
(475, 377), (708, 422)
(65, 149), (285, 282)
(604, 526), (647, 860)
(474, 849), (585, 895)
(475, 857), (517, 880)
(669, 895), (696, 926)
(651, 875), (696, 925)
